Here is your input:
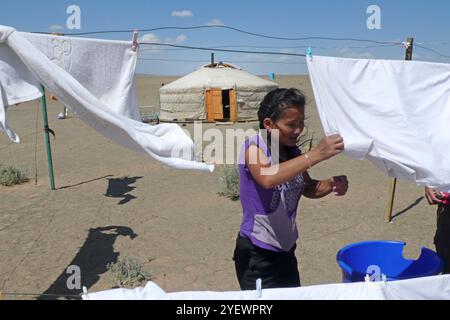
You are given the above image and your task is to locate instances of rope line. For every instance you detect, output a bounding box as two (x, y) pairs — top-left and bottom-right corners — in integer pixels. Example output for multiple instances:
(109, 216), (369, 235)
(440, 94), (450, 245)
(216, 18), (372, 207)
(28, 25), (450, 59)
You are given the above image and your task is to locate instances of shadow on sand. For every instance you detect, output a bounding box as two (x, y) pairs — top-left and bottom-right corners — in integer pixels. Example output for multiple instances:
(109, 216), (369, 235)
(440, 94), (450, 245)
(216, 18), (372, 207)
(392, 196), (424, 220)
(38, 226), (137, 300)
(58, 175), (114, 190)
(105, 176), (143, 205)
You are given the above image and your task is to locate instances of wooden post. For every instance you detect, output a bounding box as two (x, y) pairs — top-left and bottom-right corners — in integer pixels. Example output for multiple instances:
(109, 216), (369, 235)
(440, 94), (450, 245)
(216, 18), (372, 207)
(385, 37), (413, 222)
(404, 37), (414, 60)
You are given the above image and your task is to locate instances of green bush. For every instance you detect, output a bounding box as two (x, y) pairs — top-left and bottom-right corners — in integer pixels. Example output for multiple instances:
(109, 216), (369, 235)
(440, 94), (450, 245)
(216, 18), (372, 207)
(0, 165), (28, 186)
(218, 165), (240, 201)
(107, 256), (151, 288)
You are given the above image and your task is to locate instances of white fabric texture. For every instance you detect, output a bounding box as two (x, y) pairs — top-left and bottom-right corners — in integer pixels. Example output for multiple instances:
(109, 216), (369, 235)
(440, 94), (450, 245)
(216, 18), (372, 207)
(307, 55), (450, 190)
(0, 26), (42, 142)
(83, 282), (170, 300)
(82, 275), (450, 300)
(20, 32), (140, 120)
(0, 25), (213, 172)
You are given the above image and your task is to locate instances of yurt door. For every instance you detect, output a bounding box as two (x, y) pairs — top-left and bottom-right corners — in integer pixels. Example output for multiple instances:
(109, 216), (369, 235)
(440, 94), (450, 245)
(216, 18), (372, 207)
(206, 89), (237, 121)
(206, 89), (224, 121)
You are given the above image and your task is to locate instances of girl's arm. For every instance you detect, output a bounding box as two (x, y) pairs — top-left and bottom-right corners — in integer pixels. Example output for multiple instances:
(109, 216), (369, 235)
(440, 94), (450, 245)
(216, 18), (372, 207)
(245, 134), (344, 189)
(303, 171), (348, 199)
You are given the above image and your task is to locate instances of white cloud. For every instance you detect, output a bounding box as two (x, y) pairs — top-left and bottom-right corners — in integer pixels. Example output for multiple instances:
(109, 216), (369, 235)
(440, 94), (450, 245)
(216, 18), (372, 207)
(163, 34), (188, 45)
(174, 34), (187, 44)
(140, 33), (160, 43)
(207, 19), (225, 26)
(48, 24), (64, 31)
(171, 10), (193, 17)
(139, 33), (187, 53)
(139, 33), (161, 53)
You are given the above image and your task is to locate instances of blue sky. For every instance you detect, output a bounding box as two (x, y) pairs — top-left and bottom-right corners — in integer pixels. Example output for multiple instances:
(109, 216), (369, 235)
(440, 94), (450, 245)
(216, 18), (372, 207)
(1, 0), (450, 75)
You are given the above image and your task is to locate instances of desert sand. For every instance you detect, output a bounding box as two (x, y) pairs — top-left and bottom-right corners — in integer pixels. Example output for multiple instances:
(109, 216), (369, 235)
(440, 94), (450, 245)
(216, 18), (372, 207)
(0, 75), (437, 299)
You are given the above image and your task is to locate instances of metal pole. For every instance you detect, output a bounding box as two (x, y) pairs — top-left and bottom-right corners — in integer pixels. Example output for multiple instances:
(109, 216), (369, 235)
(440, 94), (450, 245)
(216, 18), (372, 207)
(41, 85), (56, 190)
(385, 37), (413, 223)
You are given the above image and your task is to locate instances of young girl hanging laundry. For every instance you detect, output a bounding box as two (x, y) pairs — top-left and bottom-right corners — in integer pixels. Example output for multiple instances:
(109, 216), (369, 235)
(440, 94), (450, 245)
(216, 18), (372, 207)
(234, 88), (349, 290)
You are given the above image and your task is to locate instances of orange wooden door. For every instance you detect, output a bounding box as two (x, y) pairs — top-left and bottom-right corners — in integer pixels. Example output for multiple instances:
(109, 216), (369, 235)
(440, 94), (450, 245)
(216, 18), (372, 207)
(206, 89), (223, 121)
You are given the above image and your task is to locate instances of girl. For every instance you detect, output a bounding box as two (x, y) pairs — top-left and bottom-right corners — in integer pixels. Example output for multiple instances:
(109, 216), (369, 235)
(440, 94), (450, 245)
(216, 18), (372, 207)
(234, 88), (348, 290)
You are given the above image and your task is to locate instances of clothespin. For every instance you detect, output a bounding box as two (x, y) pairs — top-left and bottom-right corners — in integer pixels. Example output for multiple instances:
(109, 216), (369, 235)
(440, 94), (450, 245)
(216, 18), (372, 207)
(307, 47), (313, 61)
(255, 278), (262, 299)
(364, 274), (371, 283)
(82, 286), (89, 300)
(131, 30), (139, 52)
(401, 41), (411, 50)
(381, 274), (387, 284)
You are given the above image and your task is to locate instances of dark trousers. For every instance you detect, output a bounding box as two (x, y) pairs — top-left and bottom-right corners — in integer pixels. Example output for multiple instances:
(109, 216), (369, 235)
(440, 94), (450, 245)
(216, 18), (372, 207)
(233, 235), (301, 290)
(435, 204), (450, 274)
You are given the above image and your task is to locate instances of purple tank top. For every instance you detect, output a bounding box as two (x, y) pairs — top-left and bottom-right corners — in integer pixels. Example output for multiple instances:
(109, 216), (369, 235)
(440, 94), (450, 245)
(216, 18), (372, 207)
(238, 134), (305, 252)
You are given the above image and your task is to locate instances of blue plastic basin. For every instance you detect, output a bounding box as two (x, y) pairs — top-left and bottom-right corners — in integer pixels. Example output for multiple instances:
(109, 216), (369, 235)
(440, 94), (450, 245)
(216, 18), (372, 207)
(336, 240), (443, 282)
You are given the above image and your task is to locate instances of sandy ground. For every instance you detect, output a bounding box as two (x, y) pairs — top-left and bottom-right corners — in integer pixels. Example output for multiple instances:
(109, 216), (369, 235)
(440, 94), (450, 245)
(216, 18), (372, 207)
(0, 75), (438, 300)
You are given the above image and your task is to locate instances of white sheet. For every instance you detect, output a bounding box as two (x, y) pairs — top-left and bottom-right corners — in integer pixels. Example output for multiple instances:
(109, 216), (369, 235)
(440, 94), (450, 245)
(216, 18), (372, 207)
(82, 275), (450, 300)
(0, 25), (213, 172)
(0, 30), (42, 142)
(20, 32), (141, 120)
(307, 55), (450, 190)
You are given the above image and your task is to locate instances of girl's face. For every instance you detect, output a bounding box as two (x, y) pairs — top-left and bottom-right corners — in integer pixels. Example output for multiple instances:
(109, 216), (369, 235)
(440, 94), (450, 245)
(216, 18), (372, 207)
(264, 107), (305, 148)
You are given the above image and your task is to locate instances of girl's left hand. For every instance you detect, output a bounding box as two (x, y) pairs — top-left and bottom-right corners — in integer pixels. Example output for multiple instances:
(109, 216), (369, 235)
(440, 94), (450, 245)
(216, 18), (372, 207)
(331, 175), (348, 196)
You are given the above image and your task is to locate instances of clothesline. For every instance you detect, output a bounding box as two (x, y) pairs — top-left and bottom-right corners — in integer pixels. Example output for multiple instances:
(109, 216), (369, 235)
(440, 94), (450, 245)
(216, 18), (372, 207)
(27, 25), (450, 59)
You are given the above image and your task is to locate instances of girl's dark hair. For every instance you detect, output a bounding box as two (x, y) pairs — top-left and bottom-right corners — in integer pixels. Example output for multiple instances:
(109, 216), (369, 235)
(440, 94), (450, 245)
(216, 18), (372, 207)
(258, 88), (306, 129)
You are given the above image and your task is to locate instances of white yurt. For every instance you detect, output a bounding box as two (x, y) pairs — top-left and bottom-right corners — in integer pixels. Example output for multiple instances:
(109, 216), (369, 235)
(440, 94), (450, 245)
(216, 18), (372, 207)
(159, 62), (278, 122)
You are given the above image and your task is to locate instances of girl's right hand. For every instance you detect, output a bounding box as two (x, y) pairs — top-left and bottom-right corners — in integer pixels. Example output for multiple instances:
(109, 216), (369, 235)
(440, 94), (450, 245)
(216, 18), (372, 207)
(425, 187), (443, 205)
(311, 134), (344, 162)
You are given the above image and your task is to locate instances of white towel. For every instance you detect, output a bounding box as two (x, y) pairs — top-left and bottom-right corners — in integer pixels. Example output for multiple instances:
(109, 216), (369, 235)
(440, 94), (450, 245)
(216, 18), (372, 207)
(307, 55), (450, 190)
(20, 32), (140, 120)
(0, 32), (42, 142)
(82, 275), (450, 300)
(82, 282), (170, 300)
(167, 281), (385, 300)
(0, 26), (213, 172)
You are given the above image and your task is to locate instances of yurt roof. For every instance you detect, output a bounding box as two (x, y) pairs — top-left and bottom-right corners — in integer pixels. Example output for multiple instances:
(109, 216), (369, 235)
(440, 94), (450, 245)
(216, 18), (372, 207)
(160, 63), (277, 91)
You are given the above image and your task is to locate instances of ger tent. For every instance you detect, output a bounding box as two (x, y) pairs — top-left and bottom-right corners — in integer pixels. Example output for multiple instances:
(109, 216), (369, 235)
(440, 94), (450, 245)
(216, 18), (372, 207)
(159, 63), (278, 122)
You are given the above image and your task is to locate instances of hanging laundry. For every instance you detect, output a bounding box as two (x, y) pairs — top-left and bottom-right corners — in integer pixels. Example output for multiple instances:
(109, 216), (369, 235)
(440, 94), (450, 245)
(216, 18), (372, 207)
(21, 32), (140, 120)
(82, 275), (450, 300)
(0, 25), (213, 172)
(307, 55), (450, 190)
(0, 42), (42, 142)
